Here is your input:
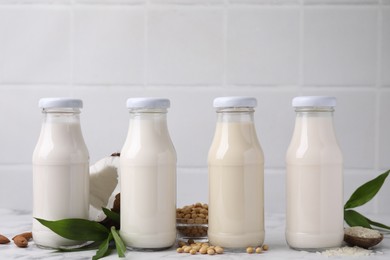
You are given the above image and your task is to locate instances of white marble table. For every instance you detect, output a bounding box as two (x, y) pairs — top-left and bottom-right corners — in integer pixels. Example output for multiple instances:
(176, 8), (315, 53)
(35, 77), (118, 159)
(1, 208), (389, 259)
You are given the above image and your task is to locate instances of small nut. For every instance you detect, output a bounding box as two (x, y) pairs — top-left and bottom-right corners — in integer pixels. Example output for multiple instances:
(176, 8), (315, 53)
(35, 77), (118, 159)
(246, 246), (254, 254)
(199, 247), (208, 254)
(262, 244), (269, 251)
(183, 246), (192, 253)
(255, 247), (262, 253)
(176, 248), (184, 253)
(207, 248), (215, 255)
(13, 232), (32, 241)
(13, 236), (28, 248)
(0, 234), (10, 244)
(215, 246), (224, 254)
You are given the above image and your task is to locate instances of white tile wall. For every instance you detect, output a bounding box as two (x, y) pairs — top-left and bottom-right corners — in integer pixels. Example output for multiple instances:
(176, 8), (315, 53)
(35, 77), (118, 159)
(0, 6), (71, 84)
(73, 5), (145, 84)
(0, 0), (389, 216)
(147, 5), (224, 85)
(379, 91), (390, 170)
(227, 6), (300, 85)
(303, 6), (377, 86)
(382, 6), (390, 85)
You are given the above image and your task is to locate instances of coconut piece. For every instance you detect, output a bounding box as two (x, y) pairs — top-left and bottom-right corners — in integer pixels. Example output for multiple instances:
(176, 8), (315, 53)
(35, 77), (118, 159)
(89, 154), (120, 221)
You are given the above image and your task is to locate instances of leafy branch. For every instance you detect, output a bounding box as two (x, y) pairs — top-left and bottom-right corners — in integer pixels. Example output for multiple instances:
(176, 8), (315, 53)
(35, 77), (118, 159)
(35, 207), (124, 260)
(344, 169), (390, 231)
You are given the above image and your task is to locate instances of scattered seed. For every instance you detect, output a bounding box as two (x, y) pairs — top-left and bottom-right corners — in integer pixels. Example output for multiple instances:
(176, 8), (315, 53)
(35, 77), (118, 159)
(13, 236), (28, 248)
(262, 244), (269, 251)
(176, 248), (184, 253)
(12, 232), (32, 241)
(199, 247), (208, 254)
(0, 234), (10, 244)
(207, 248), (215, 255)
(246, 246), (254, 254)
(215, 246), (224, 254)
(255, 247), (262, 254)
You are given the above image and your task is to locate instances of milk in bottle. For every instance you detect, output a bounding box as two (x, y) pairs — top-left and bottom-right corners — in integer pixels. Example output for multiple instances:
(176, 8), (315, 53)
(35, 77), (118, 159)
(208, 97), (264, 249)
(120, 98), (176, 250)
(286, 96), (344, 250)
(32, 98), (89, 249)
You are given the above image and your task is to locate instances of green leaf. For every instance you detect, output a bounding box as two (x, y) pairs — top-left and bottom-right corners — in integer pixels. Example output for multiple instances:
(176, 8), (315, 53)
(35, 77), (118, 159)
(344, 170), (390, 209)
(344, 209), (372, 228)
(102, 207), (120, 224)
(92, 233), (113, 260)
(111, 227), (126, 258)
(35, 218), (109, 242)
(365, 217), (390, 231)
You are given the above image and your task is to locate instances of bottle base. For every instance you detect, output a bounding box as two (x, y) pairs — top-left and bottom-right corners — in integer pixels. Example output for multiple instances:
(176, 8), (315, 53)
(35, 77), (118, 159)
(208, 230), (264, 249)
(120, 230), (176, 251)
(286, 230), (344, 251)
(33, 229), (87, 249)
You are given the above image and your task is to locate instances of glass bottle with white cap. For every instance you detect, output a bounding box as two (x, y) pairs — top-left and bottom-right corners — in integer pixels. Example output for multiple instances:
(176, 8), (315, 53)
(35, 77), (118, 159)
(120, 97), (176, 250)
(286, 96), (344, 250)
(208, 96), (264, 249)
(32, 98), (89, 248)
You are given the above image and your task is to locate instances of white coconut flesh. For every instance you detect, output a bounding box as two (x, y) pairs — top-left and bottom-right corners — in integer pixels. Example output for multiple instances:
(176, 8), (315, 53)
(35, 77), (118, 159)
(89, 155), (120, 221)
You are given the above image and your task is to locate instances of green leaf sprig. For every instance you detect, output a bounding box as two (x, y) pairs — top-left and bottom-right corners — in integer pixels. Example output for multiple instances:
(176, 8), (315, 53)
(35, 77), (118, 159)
(35, 207), (124, 260)
(344, 169), (390, 230)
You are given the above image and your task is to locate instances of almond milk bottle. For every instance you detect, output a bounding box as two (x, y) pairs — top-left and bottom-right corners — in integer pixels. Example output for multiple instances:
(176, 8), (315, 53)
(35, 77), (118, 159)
(208, 97), (264, 249)
(286, 96), (344, 250)
(32, 98), (89, 248)
(120, 98), (176, 250)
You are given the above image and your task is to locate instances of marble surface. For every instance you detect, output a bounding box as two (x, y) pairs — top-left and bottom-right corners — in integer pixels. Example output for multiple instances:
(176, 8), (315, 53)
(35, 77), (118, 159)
(0, 208), (389, 260)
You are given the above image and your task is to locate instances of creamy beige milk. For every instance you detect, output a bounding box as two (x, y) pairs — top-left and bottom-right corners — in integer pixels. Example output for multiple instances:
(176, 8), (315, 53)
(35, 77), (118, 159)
(208, 121), (264, 248)
(33, 120), (89, 248)
(120, 114), (176, 249)
(286, 113), (344, 250)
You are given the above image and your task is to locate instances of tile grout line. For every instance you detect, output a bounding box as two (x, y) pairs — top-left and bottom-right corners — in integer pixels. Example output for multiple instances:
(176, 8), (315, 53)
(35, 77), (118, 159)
(298, 0), (304, 92)
(373, 2), (382, 213)
(144, 0), (149, 87)
(222, 0), (228, 87)
(70, 0), (75, 89)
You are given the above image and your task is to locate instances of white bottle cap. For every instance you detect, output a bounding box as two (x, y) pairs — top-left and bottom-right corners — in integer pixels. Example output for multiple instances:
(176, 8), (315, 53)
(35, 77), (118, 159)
(213, 97), (257, 108)
(126, 98), (170, 109)
(292, 96), (336, 107)
(39, 98), (83, 108)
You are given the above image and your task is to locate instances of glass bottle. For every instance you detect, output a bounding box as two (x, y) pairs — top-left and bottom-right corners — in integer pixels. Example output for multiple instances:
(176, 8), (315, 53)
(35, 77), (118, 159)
(208, 96), (265, 249)
(120, 98), (176, 250)
(32, 98), (89, 249)
(286, 96), (344, 250)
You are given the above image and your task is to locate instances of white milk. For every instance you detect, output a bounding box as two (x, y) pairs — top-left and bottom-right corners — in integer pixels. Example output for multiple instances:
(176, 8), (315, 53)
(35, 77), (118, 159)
(120, 98), (176, 250)
(208, 97), (264, 249)
(32, 99), (89, 249)
(286, 96), (344, 250)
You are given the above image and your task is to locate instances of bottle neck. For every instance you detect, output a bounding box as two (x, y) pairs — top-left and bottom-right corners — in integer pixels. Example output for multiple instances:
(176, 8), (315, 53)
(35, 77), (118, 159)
(292, 107), (337, 141)
(216, 107), (255, 123)
(129, 108), (168, 121)
(295, 107), (334, 121)
(128, 109), (169, 135)
(42, 108), (81, 124)
(213, 107), (259, 146)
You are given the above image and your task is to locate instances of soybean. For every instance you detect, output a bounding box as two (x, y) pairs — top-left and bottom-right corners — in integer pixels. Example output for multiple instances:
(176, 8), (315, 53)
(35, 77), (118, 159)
(246, 246), (254, 254)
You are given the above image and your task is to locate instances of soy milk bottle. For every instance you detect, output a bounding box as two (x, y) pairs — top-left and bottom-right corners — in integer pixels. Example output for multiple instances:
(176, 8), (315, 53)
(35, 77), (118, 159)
(120, 98), (176, 250)
(286, 96), (344, 250)
(32, 98), (89, 248)
(208, 97), (265, 249)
